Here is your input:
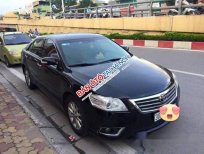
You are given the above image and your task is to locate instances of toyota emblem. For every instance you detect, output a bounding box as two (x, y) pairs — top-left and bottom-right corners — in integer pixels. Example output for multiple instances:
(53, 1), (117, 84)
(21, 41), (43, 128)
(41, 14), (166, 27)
(159, 94), (166, 103)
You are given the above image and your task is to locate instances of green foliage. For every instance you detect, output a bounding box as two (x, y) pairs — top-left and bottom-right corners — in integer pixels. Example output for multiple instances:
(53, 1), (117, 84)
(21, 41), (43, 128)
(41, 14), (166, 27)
(79, 0), (97, 8)
(14, 11), (19, 15)
(119, 0), (132, 4)
(104, 32), (204, 42)
(40, 32), (48, 35)
(51, 0), (62, 13)
(65, 0), (77, 6)
(51, 0), (77, 12)
(39, 32), (204, 41)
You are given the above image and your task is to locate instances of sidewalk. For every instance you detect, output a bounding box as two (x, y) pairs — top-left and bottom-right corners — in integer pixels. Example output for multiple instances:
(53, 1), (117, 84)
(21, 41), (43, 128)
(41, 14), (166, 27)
(0, 82), (55, 154)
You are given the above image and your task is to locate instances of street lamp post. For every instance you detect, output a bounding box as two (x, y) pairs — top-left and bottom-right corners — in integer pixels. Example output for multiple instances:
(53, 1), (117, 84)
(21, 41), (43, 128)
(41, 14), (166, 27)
(49, 0), (53, 18)
(61, 0), (65, 13)
(50, 0), (52, 12)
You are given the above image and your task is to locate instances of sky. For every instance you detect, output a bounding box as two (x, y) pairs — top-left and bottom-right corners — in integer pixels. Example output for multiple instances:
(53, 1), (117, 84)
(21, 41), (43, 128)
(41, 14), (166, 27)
(0, 0), (34, 15)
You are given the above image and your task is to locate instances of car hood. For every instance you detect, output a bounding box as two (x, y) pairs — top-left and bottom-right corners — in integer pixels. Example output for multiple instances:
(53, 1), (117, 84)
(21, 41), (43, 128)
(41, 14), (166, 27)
(71, 56), (172, 99)
(5, 44), (28, 56)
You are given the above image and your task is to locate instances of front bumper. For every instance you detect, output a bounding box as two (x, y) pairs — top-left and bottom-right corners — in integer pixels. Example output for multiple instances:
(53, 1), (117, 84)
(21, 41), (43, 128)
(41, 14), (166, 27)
(85, 87), (180, 137)
(89, 109), (171, 137)
(7, 55), (21, 64)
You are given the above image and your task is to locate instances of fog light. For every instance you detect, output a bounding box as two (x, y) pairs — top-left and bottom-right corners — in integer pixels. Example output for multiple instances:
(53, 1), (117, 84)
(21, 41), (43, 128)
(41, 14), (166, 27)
(100, 127), (111, 133)
(99, 127), (125, 137)
(105, 128), (111, 133)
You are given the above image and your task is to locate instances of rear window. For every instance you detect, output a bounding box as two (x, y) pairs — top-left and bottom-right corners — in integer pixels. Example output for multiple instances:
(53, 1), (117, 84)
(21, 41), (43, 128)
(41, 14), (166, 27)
(4, 33), (32, 45)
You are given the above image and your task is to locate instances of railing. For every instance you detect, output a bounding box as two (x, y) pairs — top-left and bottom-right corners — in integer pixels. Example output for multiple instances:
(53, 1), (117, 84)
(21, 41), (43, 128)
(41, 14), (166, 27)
(52, 0), (204, 19)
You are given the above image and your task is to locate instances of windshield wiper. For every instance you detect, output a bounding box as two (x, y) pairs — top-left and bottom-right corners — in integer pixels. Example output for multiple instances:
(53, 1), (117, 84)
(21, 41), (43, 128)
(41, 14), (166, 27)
(5, 43), (16, 45)
(96, 58), (121, 64)
(69, 63), (98, 67)
(69, 58), (122, 67)
(5, 42), (29, 45)
(16, 42), (29, 44)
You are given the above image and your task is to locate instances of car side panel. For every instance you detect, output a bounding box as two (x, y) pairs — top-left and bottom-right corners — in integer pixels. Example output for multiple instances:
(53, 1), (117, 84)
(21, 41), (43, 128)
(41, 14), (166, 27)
(24, 50), (42, 81)
(40, 65), (72, 101)
(0, 45), (4, 60)
(0, 46), (8, 61)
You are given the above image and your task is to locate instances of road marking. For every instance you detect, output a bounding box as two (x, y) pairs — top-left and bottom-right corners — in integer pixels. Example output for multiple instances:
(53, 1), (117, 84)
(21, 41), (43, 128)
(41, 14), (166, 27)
(130, 46), (204, 53)
(1, 64), (25, 82)
(171, 69), (204, 78)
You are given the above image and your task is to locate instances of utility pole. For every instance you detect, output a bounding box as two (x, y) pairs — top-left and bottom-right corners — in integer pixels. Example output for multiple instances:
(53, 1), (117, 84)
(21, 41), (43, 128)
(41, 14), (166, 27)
(50, 0), (52, 12)
(49, 0), (53, 18)
(61, 0), (65, 13)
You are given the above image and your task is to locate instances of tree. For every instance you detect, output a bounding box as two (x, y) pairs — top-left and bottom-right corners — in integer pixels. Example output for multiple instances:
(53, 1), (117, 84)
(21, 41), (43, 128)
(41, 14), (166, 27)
(52, 0), (62, 12)
(78, 0), (97, 8)
(14, 11), (20, 19)
(65, 0), (77, 6)
(52, 0), (77, 9)
(119, 0), (132, 3)
(51, 0), (77, 13)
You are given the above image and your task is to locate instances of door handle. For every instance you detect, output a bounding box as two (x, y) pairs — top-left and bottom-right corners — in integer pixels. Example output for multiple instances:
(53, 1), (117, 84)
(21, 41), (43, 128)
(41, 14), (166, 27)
(37, 63), (42, 67)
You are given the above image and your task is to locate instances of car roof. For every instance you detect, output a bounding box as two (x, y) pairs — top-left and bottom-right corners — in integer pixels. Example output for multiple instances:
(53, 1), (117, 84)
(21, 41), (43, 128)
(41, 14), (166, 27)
(38, 33), (104, 42)
(0, 32), (23, 36)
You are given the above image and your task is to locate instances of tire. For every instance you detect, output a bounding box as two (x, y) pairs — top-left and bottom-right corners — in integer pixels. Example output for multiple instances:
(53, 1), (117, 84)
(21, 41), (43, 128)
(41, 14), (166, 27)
(4, 56), (11, 67)
(65, 96), (89, 136)
(24, 67), (36, 89)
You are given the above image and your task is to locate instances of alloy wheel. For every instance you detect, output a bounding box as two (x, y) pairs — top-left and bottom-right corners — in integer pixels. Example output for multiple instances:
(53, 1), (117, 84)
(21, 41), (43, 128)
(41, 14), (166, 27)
(4, 57), (11, 67)
(68, 101), (82, 130)
(25, 69), (31, 87)
(5, 59), (9, 66)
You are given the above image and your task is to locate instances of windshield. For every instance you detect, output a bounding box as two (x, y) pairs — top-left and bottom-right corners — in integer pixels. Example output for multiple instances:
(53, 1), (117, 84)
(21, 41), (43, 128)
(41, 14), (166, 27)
(59, 37), (131, 66)
(4, 33), (32, 45)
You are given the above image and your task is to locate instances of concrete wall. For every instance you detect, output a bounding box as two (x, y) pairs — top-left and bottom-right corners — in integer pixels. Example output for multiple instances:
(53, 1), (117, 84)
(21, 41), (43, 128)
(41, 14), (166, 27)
(1, 15), (204, 34)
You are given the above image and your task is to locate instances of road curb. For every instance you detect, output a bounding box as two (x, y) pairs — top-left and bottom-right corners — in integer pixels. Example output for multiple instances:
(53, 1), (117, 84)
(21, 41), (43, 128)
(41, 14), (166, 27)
(113, 39), (204, 51)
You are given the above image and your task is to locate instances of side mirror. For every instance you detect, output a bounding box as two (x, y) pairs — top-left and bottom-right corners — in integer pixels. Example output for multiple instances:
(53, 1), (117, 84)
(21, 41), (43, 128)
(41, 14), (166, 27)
(41, 57), (59, 65)
(50, 53), (59, 59)
(121, 45), (129, 51)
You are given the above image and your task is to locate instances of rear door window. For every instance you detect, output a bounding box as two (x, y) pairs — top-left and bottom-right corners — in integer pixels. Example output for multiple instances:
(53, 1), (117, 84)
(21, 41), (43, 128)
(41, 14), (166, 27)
(28, 39), (45, 57)
(43, 39), (58, 58)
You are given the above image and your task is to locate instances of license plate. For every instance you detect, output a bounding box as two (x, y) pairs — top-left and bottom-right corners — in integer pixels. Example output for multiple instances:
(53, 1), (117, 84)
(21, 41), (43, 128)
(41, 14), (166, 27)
(154, 112), (161, 122)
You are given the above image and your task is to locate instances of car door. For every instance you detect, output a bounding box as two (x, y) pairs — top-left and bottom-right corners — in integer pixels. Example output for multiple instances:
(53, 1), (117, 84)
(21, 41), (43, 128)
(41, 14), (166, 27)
(25, 39), (46, 83)
(40, 39), (69, 100)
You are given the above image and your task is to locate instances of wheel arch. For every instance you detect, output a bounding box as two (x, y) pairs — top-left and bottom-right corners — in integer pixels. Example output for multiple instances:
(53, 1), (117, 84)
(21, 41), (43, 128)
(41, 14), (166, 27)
(62, 92), (73, 109)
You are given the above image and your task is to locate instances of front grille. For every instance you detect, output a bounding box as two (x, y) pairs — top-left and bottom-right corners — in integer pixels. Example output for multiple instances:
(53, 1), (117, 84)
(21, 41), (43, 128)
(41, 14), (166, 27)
(129, 83), (177, 113)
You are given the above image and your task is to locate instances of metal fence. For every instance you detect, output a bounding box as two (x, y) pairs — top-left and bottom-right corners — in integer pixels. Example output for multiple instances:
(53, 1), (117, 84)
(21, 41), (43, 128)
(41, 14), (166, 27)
(55, 0), (204, 19)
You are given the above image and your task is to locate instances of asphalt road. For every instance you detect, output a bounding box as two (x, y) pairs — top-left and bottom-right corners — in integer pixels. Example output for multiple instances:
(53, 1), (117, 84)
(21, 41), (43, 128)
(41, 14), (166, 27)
(0, 47), (204, 154)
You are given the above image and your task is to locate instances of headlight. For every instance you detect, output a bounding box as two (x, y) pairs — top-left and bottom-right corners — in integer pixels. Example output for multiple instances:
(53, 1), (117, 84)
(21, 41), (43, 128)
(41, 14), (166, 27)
(172, 73), (178, 86)
(89, 94), (128, 111)
(8, 50), (18, 56)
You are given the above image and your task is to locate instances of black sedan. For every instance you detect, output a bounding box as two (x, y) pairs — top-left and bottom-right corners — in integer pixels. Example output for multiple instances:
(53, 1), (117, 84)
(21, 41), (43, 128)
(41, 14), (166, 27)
(21, 33), (180, 137)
